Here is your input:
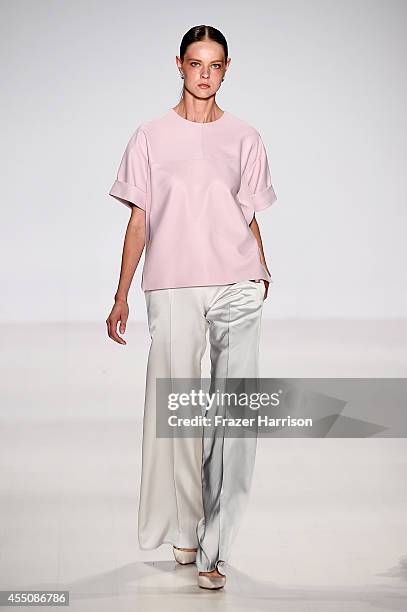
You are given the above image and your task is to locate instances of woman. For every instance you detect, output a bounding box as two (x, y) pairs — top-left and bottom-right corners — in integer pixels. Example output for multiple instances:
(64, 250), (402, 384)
(106, 24), (277, 590)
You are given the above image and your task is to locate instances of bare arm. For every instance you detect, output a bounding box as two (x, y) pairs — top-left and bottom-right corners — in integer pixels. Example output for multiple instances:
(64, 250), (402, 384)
(249, 214), (271, 300)
(106, 205), (146, 344)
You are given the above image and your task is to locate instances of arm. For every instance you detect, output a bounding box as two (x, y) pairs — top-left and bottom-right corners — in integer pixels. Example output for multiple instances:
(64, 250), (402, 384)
(249, 214), (271, 300)
(106, 205), (146, 344)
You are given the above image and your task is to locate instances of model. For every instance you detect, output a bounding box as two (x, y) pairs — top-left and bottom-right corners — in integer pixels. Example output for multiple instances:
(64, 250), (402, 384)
(106, 24), (278, 590)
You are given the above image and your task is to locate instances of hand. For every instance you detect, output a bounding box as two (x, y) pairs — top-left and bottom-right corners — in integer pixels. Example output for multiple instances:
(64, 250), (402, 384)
(106, 299), (129, 344)
(262, 280), (270, 301)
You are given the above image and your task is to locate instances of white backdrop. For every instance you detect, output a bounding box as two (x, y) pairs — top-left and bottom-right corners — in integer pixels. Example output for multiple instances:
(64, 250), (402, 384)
(1, 0), (406, 322)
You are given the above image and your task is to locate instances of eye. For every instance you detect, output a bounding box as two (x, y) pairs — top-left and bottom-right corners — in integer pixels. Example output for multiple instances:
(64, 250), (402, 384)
(189, 62), (222, 69)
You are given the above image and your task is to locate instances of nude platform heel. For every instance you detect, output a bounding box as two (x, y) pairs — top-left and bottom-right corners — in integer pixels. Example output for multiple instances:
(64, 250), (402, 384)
(172, 546), (197, 565)
(197, 571), (226, 589)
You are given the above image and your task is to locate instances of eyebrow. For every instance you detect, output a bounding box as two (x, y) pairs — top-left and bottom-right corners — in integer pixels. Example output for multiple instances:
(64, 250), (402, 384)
(186, 58), (224, 63)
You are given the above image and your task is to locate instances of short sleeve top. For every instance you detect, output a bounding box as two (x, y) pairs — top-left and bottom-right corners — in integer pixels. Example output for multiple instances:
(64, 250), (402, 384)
(109, 108), (278, 291)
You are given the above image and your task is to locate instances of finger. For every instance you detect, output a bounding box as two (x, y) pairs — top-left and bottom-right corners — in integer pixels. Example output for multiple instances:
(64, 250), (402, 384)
(111, 329), (126, 345)
(108, 318), (127, 345)
(119, 317), (127, 334)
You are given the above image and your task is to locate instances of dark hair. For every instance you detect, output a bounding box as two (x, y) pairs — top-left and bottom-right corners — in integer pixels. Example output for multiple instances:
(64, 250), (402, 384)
(179, 25), (228, 62)
(177, 25), (228, 102)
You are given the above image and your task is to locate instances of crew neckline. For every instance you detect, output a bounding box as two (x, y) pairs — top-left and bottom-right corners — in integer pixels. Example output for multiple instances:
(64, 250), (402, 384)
(170, 107), (227, 126)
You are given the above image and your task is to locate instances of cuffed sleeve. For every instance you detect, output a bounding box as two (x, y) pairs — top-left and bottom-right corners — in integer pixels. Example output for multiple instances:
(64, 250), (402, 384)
(109, 126), (148, 210)
(237, 130), (277, 223)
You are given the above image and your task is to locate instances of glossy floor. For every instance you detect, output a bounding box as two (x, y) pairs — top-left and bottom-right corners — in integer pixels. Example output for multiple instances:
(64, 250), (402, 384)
(0, 320), (406, 611)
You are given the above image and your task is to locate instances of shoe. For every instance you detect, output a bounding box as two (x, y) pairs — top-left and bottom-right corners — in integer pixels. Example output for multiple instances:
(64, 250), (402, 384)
(197, 571), (226, 590)
(173, 546), (197, 565)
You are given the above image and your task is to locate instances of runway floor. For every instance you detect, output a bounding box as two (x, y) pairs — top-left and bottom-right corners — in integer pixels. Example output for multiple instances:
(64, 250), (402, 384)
(0, 319), (406, 611)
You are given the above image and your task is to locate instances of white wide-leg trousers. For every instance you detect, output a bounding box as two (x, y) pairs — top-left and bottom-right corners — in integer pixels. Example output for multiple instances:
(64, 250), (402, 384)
(138, 279), (264, 573)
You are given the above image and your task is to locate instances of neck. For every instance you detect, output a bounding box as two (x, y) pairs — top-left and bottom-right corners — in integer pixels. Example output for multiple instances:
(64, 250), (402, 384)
(173, 96), (223, 123)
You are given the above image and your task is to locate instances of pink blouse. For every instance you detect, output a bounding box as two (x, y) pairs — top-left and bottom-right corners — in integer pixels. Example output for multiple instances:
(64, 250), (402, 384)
(109, 108), (277, 291)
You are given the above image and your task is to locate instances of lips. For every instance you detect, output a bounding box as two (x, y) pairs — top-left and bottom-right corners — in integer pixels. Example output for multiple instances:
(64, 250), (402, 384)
(198, 84), (210, 88)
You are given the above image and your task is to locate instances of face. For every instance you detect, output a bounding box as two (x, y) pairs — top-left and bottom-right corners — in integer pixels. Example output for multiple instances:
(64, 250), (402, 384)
(176, 40), (230, 98)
